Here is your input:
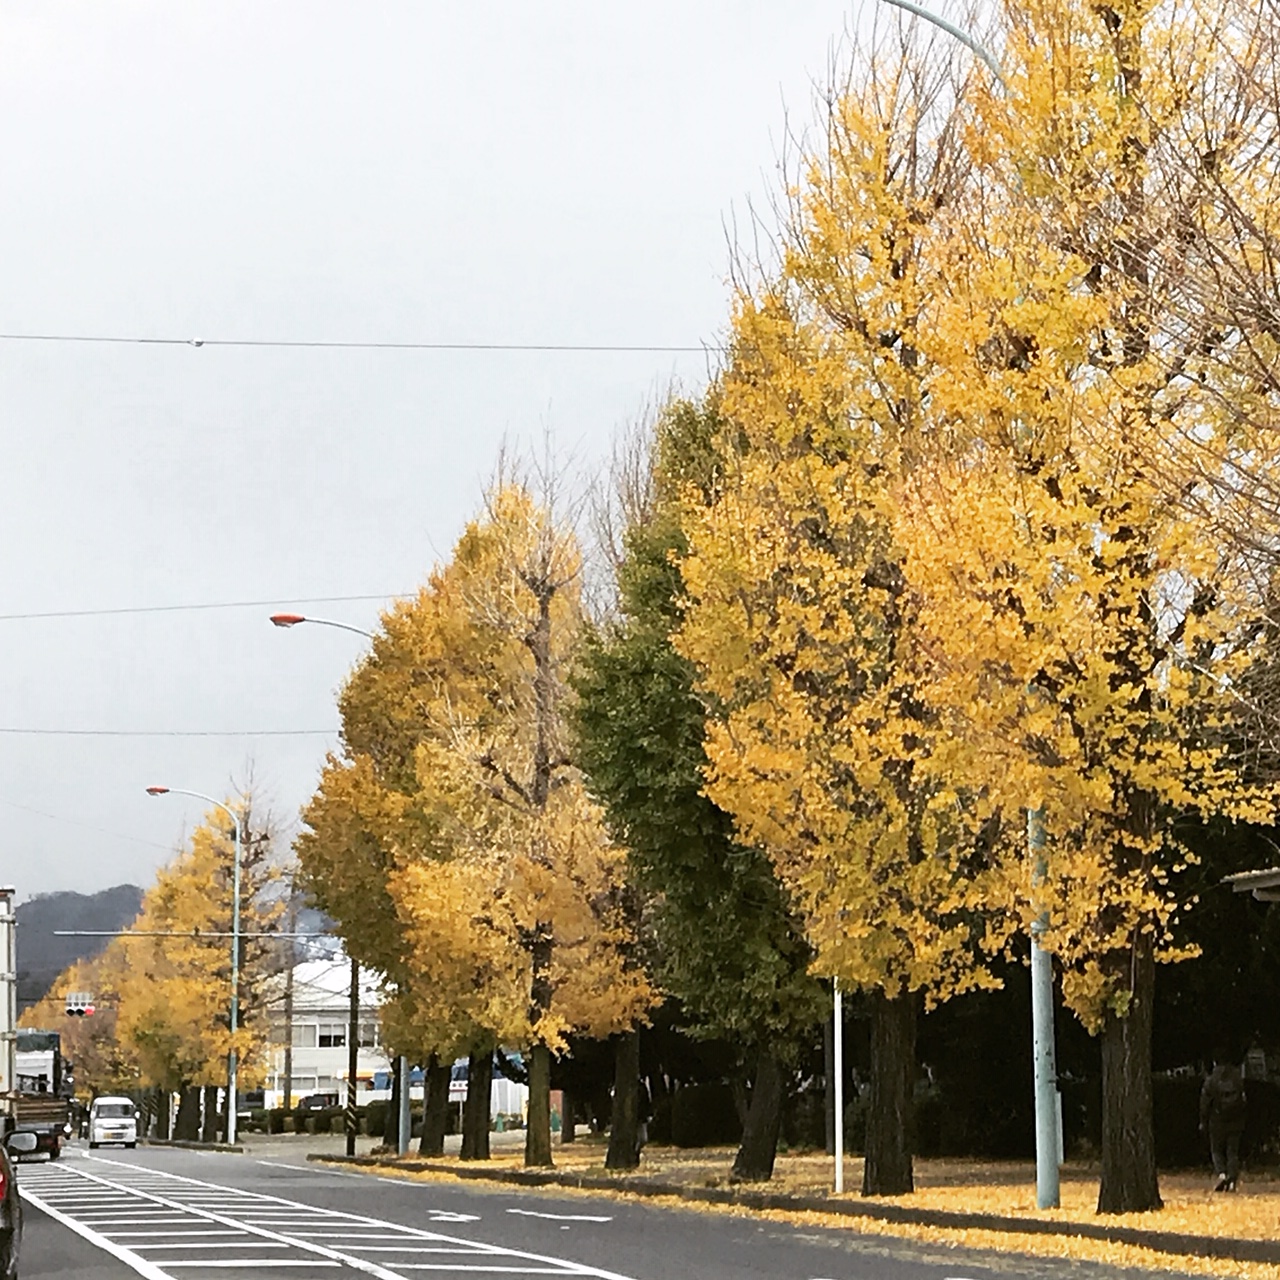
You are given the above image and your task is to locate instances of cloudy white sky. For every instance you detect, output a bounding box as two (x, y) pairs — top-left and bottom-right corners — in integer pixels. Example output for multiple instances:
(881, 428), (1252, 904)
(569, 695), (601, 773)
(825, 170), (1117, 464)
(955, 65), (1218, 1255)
(1, 1), (869, 899)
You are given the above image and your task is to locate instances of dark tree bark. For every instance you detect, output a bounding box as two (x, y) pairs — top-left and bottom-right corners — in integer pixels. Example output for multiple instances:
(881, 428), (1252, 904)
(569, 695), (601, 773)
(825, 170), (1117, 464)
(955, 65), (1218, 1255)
(560, 1087), (576, 1144)
(731, 1050), (786, 1183)
(525, 1043), (554, 1167)
(200, 1085), (219, 1144)
(382, 1064), (400, 1147)
(155, 1089), (172, 1139)
(174, 1085), (201, 1142)
(1097, 934), (1162, 1213)
(605, 1030), (641, 1170)
(460, 1048), (493, 1160)
(862, 991), (916, 1196)
(418, 1055), (451, 1158)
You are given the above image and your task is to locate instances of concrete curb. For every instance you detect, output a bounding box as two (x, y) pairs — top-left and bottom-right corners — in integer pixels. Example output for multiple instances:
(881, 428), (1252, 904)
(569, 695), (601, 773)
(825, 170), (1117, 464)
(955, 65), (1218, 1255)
(141, 1137), (244, 1154)
(308, 1153), (1280, 1266)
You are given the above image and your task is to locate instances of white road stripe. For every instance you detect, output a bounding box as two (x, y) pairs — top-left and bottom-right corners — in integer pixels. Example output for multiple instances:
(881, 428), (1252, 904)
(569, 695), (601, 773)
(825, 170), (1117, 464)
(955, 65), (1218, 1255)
(506, 1211), (612, 1223)
(25, 1164), (408, 1279)
(87, 1156), (643, 1279)
(16, 1187), (175, 1280)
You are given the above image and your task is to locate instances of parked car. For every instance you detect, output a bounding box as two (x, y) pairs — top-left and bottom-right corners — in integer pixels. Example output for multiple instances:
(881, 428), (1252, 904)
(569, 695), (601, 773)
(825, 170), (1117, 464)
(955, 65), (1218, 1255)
(1, 1130), (38, 1279)
(87, 1097), (139, 1149)
(296, 1093), (340, 1111)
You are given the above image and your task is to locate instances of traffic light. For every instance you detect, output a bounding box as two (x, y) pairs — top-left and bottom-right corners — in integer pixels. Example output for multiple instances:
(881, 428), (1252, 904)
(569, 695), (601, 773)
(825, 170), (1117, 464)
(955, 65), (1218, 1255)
(64, 991), (94, 1016)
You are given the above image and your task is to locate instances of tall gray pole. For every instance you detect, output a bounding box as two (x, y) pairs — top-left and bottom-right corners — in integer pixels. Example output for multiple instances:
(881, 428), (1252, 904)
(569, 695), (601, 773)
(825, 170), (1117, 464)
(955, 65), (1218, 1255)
(146, 787), (244, 1146)
(872, 0), (1061, 1205)
(227, 815), (242, 1146)
(1028, 807), (1061, 1208)
(833, 979), (844, 1194)
(0, 887), (15, 1136)
(345, 957), (360, 1157)
(397, 1055), (411, 1156)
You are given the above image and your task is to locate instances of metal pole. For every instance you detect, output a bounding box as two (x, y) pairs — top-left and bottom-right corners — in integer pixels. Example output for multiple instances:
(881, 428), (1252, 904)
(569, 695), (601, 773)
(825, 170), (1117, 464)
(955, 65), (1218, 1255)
(345, 957), (359, 1157)
(833, 978), (844, 1194)
(1028, 807), (1061, 1209)
(879, 0), (1008, 87)
(227, 813), (242, 1146)
(396, 1054), (410, 1156)
(0, 888), (16, 1137)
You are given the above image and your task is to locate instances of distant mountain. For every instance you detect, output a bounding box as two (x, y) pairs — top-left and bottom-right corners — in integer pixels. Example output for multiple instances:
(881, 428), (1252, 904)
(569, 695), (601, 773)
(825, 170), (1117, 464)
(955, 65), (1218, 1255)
(16, 885), (143, 1013)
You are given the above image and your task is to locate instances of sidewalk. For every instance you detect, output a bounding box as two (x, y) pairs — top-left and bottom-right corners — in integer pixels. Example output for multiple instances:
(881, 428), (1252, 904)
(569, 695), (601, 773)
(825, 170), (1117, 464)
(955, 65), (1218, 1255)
(307, 1142), (1280, 1279)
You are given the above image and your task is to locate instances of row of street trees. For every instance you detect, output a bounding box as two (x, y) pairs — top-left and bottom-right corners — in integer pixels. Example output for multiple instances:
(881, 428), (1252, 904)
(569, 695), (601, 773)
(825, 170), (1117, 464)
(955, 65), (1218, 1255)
(22, 794), (283, 1139)
(30, 0), (1280, 1214)
(305, 0), (1280, 1212)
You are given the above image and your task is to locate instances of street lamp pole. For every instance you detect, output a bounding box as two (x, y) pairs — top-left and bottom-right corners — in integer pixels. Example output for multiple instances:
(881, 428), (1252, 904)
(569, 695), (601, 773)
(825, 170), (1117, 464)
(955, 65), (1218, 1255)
(269, 614), (375, 640)
(146, 785), (244, 1146)
(869, 0), (1059, 1210)
(272, 611), (376, 1157)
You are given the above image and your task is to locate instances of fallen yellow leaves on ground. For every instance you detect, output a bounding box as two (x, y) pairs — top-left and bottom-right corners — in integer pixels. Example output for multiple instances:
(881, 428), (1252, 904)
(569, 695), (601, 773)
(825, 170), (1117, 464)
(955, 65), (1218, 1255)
(366, 1144), (1280, 1277)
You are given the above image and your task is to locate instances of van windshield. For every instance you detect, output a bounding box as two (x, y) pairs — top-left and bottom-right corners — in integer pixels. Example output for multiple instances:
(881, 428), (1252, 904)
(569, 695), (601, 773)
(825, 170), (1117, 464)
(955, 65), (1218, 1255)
(94, 1103), (134, 1118)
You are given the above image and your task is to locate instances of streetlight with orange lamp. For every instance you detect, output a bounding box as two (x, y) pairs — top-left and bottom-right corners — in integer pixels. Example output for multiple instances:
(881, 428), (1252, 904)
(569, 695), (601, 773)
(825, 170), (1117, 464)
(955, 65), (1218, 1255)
(270, 611), (409, 1157)
(145, 785), (244, 1145)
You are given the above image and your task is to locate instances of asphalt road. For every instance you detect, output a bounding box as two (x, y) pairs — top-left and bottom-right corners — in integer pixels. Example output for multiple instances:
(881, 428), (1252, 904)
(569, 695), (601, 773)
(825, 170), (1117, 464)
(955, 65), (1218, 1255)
(12, 1143), (1200, 1280)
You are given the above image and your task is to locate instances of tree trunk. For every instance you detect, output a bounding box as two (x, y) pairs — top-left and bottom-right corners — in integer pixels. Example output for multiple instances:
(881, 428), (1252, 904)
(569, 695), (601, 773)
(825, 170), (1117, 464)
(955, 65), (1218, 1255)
(561, 1087), (576, 1144)
(460, 1048), (493, 1160)
(605, 1030), (641, 1170)
(383, 1064), (401, 1147)
(731, 1050), (786, 1182)
(863, 990), (916, 1196)
(156, 1089), (172, 1139)
(525, 1043), (554, 1167)
(174, 1085), (201, 1142)
(419, 1055), (450, 1158)
(1097, 934), (1162, 1213)
(201, 1085), (220, 1144)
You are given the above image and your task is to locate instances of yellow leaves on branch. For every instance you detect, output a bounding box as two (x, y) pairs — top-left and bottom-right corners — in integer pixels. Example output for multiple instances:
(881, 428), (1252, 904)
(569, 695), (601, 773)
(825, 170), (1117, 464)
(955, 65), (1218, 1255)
(299, 482), (653, 1061)
(677, 2), (1280, 1027)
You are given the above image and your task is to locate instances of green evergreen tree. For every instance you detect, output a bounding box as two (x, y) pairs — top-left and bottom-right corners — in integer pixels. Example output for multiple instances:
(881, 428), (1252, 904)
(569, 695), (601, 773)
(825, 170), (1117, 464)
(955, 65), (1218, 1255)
(573, 399), (825, 1182)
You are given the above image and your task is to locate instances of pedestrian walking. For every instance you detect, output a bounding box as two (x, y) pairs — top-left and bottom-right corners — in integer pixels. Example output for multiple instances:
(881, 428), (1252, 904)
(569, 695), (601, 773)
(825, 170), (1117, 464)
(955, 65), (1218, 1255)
(1200, 1050), (1247, 1192)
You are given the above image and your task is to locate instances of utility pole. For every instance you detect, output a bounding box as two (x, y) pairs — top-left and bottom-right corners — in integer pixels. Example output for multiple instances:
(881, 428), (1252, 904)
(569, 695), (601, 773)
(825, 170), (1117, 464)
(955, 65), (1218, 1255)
(0, 888), (15, 1137)
(1028, 808), (1062, 1208)
(345, 957), (359, 1157)
(874, 0), (1060, 1208)
(281, 959), (295, 1114)
(397, 1055), (410, 1156)
(833, 979), (844, 1194)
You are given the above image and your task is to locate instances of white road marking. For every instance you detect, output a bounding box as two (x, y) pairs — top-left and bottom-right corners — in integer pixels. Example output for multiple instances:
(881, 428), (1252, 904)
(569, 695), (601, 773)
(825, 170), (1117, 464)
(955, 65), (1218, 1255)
(21, 1184), (176, 1279)
(24, 1156), (643, 1279)
(506, 1210), (612, 1223)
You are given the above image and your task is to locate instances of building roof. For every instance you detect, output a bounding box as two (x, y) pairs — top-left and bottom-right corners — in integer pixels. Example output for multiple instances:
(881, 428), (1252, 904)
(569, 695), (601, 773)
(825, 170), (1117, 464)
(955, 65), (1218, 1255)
(1222, 867), (1280, 902)
(263, 949), (384, 1013)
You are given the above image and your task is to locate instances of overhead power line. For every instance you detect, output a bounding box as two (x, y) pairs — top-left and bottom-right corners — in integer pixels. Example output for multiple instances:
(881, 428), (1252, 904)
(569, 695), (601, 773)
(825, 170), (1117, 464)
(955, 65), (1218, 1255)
(0, 592), (403, 623)
(0, 795), (173, 852)
(0, 332), (719, 354)
(0, 727), (334, 738)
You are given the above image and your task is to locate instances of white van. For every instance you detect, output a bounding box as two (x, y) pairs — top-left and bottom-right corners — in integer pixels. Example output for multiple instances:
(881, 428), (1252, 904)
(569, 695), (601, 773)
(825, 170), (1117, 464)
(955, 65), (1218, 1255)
(88, 1096), (138, 1148)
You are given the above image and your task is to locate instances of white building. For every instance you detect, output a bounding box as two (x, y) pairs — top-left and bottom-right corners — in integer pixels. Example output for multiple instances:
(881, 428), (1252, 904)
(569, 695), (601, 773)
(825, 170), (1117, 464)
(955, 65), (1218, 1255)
(261, 952), (528, 1121)
(263, 952), (390, 1109)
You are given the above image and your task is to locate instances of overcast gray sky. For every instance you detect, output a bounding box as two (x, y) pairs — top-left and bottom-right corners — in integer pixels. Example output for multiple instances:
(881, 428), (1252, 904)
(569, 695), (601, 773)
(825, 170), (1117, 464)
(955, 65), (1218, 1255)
(1, 1), (862, 899)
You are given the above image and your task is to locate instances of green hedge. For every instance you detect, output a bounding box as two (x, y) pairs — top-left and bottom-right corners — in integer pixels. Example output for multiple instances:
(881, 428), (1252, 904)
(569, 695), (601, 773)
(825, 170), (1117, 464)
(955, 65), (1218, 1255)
(671, 1083), (741, 1148)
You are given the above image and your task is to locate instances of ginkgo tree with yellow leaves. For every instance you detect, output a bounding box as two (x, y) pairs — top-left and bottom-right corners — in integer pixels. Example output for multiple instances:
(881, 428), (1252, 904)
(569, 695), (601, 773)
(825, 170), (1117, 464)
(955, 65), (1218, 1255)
(298, 480), (653, 1169)
(891, 0), (1280, 1213)
(28, 790), (285, 1141)
(678, 0), (1280, 1214)
(674, 42), (1016, 1197)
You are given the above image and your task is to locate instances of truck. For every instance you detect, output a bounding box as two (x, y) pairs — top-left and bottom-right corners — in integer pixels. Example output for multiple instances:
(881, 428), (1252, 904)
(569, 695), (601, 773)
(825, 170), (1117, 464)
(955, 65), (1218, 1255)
(14, 1029), (72, 1157)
